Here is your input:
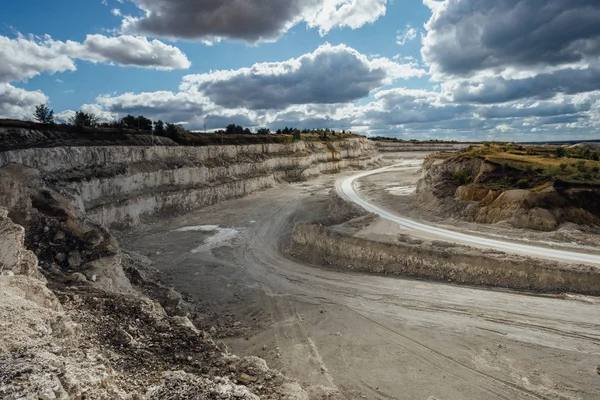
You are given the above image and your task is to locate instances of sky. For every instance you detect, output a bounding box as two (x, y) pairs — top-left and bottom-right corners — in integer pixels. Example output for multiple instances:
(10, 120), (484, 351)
(1, 0), (600, 142)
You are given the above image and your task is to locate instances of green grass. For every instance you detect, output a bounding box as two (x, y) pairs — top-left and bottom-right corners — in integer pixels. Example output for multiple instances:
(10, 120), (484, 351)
(449, 143), (600, 189)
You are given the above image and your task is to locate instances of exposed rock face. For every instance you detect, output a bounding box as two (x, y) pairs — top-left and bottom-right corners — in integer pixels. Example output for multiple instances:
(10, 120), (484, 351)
(0, 208), (42, 280)
(0, 135), (377, 399)
(0, 201), (308, 399)
(416, 156), (600, 231)
(292, 221), (600, 295)
(373, 140), (473, 152)
(1, 138), (379, 229)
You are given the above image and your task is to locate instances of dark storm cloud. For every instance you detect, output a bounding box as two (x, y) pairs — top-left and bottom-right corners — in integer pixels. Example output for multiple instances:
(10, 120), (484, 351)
(124, 0), (310, 41)
(423, 0), (600, 76)
(451, 66), (600, 103)
(480, 102), (585, 119)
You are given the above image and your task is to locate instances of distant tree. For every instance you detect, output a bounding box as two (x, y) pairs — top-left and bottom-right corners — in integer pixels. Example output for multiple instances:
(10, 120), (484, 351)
(154, 120), (165, 136)
(121, 115), (137, 129)
(276, 129), (282, 135)
(257, 128), (271, 135)
(243, 128), (252, 135)
(137, 115), (153, 131)
(225, 124), (244, 135)
(33, 104), (54, 124)
(554, 146), (566, 158)
(165, 122), (184, 138)
(70, 111), (97, 127)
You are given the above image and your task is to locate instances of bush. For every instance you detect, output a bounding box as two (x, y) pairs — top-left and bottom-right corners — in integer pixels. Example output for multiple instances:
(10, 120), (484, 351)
(554, 146), (566, 158)
(516, 179), (529, 189)
(559, 163), (568, 171)
(593, 165), (600, 173)
(451, 169), (473, 186)
(576, 161), (587, 172)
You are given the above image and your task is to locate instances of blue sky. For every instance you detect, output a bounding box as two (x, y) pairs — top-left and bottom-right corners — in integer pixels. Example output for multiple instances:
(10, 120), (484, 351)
(1, 0), (599, 141)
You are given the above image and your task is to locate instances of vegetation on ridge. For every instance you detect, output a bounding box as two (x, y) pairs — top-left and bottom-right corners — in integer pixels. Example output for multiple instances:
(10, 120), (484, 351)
(446, 142), (600, 190)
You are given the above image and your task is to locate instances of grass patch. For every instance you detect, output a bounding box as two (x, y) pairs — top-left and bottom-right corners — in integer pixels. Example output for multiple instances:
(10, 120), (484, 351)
(449, 143), (600, 189)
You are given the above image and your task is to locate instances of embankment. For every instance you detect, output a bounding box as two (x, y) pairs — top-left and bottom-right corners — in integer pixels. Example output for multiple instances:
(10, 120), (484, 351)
(291, 220), (600, 295)
(373, 140), (475, 152)
(0, 137), (380, 229)
(417, 155), (600, 230)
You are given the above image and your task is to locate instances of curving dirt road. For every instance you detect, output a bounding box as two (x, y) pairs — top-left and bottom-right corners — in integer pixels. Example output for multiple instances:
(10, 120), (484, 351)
(122, 161), (600, 400)
(338, 163), (600, 266)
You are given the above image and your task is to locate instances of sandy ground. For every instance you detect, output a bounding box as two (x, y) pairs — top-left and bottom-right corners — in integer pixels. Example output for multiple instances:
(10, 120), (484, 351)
(120, 162), (600, 400)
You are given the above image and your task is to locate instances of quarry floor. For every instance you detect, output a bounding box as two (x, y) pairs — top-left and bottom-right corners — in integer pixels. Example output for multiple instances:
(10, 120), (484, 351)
(120, 153), (600, 400)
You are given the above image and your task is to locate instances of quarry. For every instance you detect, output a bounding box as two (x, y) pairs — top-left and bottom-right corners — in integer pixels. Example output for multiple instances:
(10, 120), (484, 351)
(1, 125), (600, 400)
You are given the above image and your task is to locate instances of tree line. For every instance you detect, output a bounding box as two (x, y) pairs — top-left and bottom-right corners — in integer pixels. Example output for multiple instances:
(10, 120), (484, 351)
(33, 104), (353, 140)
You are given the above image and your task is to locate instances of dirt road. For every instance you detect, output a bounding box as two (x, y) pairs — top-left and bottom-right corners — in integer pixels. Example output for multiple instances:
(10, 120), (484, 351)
(339, 164), (600, 266)
(121, 163), (600, 399)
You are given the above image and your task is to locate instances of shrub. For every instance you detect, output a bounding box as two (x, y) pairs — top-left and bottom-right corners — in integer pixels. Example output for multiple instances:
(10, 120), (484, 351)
(516, 179), (529, 189)
(593, 165), (600, 173)
(451, 169), (473, 186)
(559, 163), (568, 171)
(554, 146), (566, 158)
(576, 161), (587, 172)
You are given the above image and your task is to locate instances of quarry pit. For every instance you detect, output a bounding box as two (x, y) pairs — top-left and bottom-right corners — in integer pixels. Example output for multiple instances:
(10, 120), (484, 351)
(1, 129), (600, 399)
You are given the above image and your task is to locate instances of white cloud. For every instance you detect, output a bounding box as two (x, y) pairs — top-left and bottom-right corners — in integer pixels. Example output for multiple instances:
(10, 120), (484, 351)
(0, 34), (76, 83)
(58, 34), (191, 70)
(0, 33), (190, 84)
(0, 83), (48, 120)
(396, 26), (417, 46)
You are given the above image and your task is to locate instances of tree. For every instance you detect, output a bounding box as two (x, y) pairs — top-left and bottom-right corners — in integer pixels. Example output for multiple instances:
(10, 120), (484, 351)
(225, 124), (244, 135)
(122, 115), (137, 129)
(257, 128), (271, 135)
(154, 120), (165, 136)
(243, 128), (252, 135)
(33, 104), (54, 124)
(70, 111), (97, 127)
(554, 146), (566, 158)
(165, 123), (184, 138)
(137, 115), (153, 131)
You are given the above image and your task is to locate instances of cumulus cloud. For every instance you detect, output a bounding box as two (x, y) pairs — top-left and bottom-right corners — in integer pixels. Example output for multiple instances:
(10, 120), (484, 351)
(422, 0), (600, 77)
(447, 66), (600, 104)
(58, 35), (191, 70)
(122, 0), (387, 42)
(55, 103), (120, 124)
(0, 33), (190, 84)
(0, 34), (76, 83)
(0, 83), (48, 119)
(181, 43), (424, 110)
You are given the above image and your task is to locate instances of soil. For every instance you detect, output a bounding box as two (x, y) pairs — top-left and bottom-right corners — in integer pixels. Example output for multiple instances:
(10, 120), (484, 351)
(119, 159), (600, 400)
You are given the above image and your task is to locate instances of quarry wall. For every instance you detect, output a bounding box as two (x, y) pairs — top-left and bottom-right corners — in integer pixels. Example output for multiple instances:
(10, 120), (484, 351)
(0, 138), (380, 229)
(292, 222), (600, 295)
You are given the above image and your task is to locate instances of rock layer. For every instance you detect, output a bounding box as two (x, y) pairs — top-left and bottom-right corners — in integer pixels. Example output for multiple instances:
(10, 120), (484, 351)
(0, 138), (379, 229)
